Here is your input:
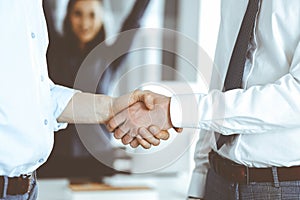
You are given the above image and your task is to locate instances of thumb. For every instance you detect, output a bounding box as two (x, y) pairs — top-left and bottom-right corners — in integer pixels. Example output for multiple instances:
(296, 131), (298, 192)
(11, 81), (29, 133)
(142, 92), (154, 110)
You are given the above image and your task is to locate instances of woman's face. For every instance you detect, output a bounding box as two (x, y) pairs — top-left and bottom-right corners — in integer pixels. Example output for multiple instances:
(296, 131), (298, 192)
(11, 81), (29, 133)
(70, 0), (103, 45)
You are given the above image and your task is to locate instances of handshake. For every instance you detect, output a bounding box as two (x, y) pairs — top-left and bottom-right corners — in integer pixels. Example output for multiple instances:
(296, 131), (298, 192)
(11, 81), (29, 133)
(105, 90), (183, 149)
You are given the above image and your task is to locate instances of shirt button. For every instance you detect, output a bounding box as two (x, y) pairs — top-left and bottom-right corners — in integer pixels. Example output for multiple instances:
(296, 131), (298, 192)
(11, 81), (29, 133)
(44, 119), (48, 125)
(41, 75), (44, 82)
(31, 32), (36, 39)
(38, 158), (44, 163)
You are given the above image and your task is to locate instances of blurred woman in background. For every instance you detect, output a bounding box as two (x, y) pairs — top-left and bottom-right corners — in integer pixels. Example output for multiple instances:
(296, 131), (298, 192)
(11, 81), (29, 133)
(48, 0), (150, 92)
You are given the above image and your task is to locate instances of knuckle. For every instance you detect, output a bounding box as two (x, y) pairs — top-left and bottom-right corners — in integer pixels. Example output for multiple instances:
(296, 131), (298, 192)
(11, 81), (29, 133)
(108, 122), (116, 131)
(149, 126), (159, 134)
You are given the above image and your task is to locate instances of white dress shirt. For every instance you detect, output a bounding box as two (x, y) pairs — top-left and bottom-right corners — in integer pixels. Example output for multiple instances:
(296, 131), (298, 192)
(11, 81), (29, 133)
(0, 1), (76, 176)
(169, 0), (300, 198)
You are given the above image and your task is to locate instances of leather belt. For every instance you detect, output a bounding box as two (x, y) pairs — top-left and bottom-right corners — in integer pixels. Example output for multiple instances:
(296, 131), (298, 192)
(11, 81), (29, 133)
(0, 173), (33, 197)
(209, 151), (300, 184)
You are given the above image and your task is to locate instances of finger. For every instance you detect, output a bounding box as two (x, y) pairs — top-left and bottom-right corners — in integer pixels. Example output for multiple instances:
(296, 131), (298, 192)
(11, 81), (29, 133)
(121, 134), (134, 145)
(136, 135), (151, 149)
(124, 127), (138, 143)
(155, 130), (170, 140)
(130, 138), (140, 148)
(148, 125), (169, 140)
(107, 112), (127, 132)
(138, 127), (160, 146)
(174, 127), (183, 133)
(113, 127), (129, 140)
(132, 90), (155, 110)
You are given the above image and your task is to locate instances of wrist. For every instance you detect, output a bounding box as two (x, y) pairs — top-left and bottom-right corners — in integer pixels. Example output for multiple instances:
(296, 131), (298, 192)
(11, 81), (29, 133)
(95, 94), (113, 123)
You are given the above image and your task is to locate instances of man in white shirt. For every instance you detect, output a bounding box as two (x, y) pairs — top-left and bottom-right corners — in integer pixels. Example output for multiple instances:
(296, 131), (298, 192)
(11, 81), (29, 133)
(108, 0), (300, 199)
(0, 1), (170, 199)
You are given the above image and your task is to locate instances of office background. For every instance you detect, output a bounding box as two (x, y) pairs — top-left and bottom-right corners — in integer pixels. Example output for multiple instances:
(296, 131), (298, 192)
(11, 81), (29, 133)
(39, 0), (221, 199)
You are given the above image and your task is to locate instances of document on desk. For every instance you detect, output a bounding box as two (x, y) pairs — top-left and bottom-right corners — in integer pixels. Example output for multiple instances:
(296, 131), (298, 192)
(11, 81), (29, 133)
(69, 183), (159, 200)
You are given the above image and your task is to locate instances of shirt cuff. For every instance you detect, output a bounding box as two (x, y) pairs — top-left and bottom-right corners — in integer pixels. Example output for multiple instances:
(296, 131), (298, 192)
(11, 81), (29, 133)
(51, 84), (81, 131)
(187, 171), (207, 199)
(170, 94), (201, 128)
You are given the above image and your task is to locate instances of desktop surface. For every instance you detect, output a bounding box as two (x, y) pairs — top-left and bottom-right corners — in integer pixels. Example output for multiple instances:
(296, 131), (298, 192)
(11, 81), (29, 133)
(37, 173), (191, 200)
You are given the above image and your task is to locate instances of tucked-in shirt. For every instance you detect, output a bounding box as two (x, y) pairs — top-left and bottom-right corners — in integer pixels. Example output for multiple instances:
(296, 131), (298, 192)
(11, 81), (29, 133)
(169, 0), (300, 198)
(0, 1), (76, 176)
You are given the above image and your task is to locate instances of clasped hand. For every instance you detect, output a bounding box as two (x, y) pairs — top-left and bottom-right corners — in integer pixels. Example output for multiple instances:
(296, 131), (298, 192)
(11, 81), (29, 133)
(106, 90), (182, 149)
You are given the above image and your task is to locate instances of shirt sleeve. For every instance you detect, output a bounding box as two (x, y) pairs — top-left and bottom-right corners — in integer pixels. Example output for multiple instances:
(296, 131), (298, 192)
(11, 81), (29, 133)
(170, 39), (300, 135)
(49, 79), (80, 131)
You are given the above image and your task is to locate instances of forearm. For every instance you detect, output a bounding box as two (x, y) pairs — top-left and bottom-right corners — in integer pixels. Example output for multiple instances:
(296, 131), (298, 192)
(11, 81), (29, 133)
(58, 92), (113, 124)
(58, 90), (155, 124)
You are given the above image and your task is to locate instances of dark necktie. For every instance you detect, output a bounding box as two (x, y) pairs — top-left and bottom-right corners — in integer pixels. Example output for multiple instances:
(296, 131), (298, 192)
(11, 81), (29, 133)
(216, 0), (260, 149)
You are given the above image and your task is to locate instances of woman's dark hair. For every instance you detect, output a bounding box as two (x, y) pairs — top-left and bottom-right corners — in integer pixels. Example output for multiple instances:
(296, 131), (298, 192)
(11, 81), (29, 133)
(63, 0), (106, 54)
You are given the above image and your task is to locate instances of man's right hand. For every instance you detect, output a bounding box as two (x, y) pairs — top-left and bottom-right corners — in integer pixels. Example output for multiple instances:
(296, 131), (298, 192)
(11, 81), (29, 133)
(107, 91), (182, 149)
